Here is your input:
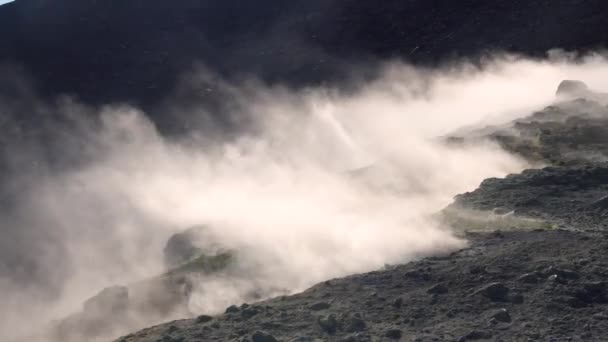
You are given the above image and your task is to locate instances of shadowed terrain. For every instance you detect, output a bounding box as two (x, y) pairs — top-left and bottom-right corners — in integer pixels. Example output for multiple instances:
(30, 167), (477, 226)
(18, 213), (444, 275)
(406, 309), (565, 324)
(1, 0), (608, 113)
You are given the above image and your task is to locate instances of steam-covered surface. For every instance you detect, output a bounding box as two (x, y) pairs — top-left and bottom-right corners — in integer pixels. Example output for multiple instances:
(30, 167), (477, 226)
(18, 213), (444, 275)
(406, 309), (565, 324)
(1, 55), (608, 341)
(114, 76), (608, 342)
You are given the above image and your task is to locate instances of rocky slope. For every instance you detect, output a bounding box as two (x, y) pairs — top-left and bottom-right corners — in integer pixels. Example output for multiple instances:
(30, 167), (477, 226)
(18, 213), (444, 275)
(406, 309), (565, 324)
(445, 81), (608, 231)
(111, 84), (608, 341)
(116, 229), (608, 342)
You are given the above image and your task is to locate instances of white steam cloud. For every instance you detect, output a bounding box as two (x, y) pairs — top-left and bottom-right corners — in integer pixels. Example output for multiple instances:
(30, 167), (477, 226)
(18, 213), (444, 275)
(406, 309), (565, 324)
(2, 52), (608, 341)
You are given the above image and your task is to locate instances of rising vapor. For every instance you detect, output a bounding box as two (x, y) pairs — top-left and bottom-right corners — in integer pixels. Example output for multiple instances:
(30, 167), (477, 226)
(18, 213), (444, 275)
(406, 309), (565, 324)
(2, 52), (608, 341)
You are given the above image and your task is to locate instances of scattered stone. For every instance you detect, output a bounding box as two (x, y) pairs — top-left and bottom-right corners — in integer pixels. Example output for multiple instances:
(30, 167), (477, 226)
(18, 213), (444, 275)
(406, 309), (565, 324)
(518, 272), (540, 284)
(404, 270), (431, 281)
(584, 282), (606, 296)
(318, 314), (338, 334)
(309, 302), (331, 311)
(384, 328), (402, 339)
(226, 305), (240, 314)
(251, 331), (278, 342)
(543, 266), (579, 280)
(196, 315), (213, 324)
(566, 296), (587, 308)
(547, 274), (565, 284)
(459, 330), (492, 341)
(479, 282), (510, 302)
(344, 315), (366, 333)
(509, 293), (524, 304)
(392, 297), (403, 308)
(490, 308), (512, 323)
(242, 307), (260, 319)
(593, 313), (608, 320)
(427, 283), (449, 295)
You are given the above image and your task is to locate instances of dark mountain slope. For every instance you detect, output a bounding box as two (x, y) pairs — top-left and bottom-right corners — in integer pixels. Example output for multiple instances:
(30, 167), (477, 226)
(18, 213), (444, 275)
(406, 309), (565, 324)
(117, 229), (608, 342)
(1, 0), (608, 110)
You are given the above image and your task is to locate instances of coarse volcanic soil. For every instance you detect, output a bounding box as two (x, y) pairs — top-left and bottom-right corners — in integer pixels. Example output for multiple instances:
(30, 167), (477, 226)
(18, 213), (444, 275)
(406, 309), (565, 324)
(117, 229), (608, 342)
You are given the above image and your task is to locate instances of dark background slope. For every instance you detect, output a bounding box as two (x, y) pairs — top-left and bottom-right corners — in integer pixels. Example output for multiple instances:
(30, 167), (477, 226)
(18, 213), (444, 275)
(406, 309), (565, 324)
(1, 0), (608, 109)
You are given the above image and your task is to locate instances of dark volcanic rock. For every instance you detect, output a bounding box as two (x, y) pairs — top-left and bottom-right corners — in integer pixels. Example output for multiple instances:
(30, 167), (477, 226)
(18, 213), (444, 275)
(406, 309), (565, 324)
(251, 331), (278, 342)
(518, 272), (540, 284)
(451, 163), (608, 230)
(384, 328), (402, 339)
(460, 330), (492, 341)
(426, 283), (449, 295)
(449, 86), (608, 167)
(116, 229), (608, 341)
(195, 315), (213, 324)
(318, 314), (338, 334)
(490, 308), (511, 323)
(163, 227), (207, 268)
(309, 301), (331, 311)
(225, 305), (240, 314)
(478, 282), (510, 302)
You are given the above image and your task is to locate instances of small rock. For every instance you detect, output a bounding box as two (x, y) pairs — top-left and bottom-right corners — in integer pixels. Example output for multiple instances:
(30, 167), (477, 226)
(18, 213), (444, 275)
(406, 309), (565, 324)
(518, 273), (540, 284)
(491, 308), (512, 323)
(427, 283), (449, 295)
(566, 296), (587, 308)
(544, 266), (579, 280)
(318, 314), (338, 334)
(509, 293), (524, 304)
(242, 307), (260, 319)
(547, 274), (565, 284)
(392, 297), (403, 308)
(310, 302), (331, 311)
(226, 305), (240, 314)
(404, 270), (431, 281)
(584, 282), (607, 297)
(196, 315), (213, 323)
(479, 282), (509, 302)
(344, 315), (367, 333)
(251, 331), (278, 342)
(593, 313), (608, 320)
(385, 329), (402, 339)
(459, 330), (492, 341)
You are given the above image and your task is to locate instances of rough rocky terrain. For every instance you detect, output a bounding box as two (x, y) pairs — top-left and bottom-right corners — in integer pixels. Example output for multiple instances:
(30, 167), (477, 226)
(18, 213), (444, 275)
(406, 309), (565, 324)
(105, 83), (608, 342)
(43, 227), (239, 342)
(107, 83), (608, 342)
(116, 229), (608, 342)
